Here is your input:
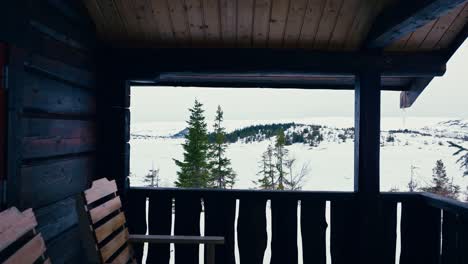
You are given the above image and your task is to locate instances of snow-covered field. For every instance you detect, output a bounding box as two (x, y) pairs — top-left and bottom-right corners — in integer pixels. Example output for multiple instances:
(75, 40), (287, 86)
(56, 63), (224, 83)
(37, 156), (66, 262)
(130, 117), (468, 264)
(130, 117), (468, 194)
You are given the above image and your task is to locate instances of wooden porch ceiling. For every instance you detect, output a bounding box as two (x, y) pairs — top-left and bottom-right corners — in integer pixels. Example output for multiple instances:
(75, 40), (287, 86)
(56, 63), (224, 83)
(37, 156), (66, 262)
(84, 0), (468, 51)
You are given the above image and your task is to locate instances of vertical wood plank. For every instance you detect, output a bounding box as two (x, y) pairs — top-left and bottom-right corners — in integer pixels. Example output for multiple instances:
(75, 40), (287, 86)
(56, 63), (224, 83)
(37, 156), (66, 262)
(301, 199), (327, 264)
(202, 0), (222, 44)
(238, 198), (267, 264)
(268, 0), (290, 47)
(204, 195), (236, 264)
(283, 0), (308, 48)
(219, 0), (237, 46)
(174, 195), (202, 264)
(313, 0), (343, 49)
(149, 0), (176, 43)
(298, 0), (327, 48)
(147, 191), (172, 264)
(327, 0), (360, 49)
(380, 200), (397, 264)
(168, 0), (191, 44)
(441, 211), (459, 264)
(400, 202), (441, 264)
(343, 0), (375, 50)
(330, 199), (358, 264)
(125, 190), (147, 263)
(271, 197), (298, 264)
(252, 0), (272, 47)
(237, 0), (255, 47)
(185, 0), (207, 45)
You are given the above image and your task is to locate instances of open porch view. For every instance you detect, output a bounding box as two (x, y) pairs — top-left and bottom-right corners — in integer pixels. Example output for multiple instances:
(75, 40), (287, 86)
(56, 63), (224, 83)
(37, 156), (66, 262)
(1, 0), (468, 263)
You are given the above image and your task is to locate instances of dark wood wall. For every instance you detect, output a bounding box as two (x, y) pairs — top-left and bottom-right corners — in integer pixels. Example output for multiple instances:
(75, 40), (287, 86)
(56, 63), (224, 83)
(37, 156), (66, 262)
(2, 1), (97, 263)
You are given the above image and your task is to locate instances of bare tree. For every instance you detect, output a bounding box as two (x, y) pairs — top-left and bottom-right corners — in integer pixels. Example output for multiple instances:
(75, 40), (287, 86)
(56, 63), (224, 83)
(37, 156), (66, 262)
(284, 158), (309, 191)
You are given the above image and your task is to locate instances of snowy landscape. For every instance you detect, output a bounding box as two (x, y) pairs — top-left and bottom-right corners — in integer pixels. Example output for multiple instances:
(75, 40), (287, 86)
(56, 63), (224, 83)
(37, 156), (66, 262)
(130, 117), (468, 198)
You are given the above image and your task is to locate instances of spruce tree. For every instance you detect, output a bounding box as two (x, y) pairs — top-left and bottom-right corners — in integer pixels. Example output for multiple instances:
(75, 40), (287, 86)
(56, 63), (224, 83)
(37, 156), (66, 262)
(255, 144), (276, 189)
(274, 129), (289, 190)
(144, 166), (160, 187)
(174, 100), (210, 188)
(207, 106), (236, 188)
(420, 159), (460, 199)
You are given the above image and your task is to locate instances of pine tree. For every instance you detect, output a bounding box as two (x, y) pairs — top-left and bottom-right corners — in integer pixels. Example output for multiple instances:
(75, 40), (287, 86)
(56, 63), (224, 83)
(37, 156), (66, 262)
(420, 159), (460, 199)
(274, 129), (289, 190)
(174, 99), (210, 188)
(255, 144), (276, 189)
(448, 141), (468, 176)
(144, 165), (160, 187)
(207, 106), (236, 189)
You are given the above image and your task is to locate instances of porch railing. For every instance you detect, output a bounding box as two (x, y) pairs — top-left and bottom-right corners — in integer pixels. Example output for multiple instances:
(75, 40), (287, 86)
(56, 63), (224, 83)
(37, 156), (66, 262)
(126, 187), (468, 264)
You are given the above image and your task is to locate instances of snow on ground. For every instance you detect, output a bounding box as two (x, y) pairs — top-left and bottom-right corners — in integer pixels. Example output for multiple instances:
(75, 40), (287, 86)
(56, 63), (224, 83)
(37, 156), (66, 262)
(132, 117), (468, 264)
(130, 117), (468, 194)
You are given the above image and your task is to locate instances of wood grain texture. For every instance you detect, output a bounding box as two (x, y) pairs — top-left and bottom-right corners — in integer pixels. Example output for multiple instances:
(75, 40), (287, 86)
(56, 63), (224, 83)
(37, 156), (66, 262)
(19, 156), (94, 209)
(22, 118), (95, 159)
(283, 0), (308, 48)
(100, 228), (129, 262)
(185, 0), (206, 45)
(219, 0), (237, 45)
(298, 0), (327, 48)
(95, 212), (126, 243)
(328, 0), (360, 49)
(435, 2), (468, 49)
(3, 234), (46, 264)
(168, 0), (191, 43)
(89, 196), (122, 224)
(202, 0), (221, 44)
(111, 245), (132, 264)
(0, 208), (37, 251)
(252, 0), (272, 47)
(268, 0), (290, 47)
(237, 0), (255, 47)
(313, 0), (343, 49)
(84, 178), (118, 204)
(149, 0), (175, 42)
(35, 197), (78, 242)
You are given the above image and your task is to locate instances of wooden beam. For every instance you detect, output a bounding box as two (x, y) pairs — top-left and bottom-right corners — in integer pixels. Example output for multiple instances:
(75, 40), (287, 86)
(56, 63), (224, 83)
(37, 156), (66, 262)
(354, 70), (382, 264)
(103, 48), (447, 80)
(354, 71), (381, 194)
(400, 77), (433, 108)
(367, 0), (467, 48)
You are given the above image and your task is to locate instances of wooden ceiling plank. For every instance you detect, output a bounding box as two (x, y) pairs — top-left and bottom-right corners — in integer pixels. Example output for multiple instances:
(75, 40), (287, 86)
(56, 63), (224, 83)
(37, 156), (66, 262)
(219, 0), (237, 46)
(313, 0), (344, 49)
(167, 0), (191, 44)
(94, 0), (128, 40)
(149, 0), (176, 43)
(202, 0), (222, 44)
(237, 0), (255, 47)
(185, 0), (207, 46)
(113, 0), (143, 41)
(385, 31), (412, 50)
(420, 2), (466, 50)
(328, 0), (360, 50)
(344, 0), (375, 50)
(283, 0), (308, 48)
(435, 2), (468, 49)
(83, 0), (107, 37)
(298, 0), (327, 48)
(268, 0), (290, 48)
(252, 0), (272, 47)
(135, 0), (162, 45)
(367, 0), (468, 48)
(403, 19), (437, 50)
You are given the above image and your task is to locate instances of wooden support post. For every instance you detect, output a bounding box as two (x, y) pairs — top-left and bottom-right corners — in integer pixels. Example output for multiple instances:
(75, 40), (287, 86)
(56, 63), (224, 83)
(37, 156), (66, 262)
(354, 70), (381, 264)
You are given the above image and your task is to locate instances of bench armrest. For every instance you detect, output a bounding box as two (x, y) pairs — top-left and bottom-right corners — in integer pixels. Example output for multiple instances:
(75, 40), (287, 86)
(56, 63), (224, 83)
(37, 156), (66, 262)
(128, 234), (224, 245)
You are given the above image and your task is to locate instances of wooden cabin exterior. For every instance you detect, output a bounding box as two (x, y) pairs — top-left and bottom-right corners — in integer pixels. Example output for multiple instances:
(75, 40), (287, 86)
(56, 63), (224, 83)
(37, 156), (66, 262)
(0, 0), (467, 263)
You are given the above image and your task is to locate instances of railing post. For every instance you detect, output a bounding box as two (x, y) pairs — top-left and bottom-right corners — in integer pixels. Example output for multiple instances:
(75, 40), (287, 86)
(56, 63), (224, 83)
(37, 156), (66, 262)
(354, 70), (381, 264)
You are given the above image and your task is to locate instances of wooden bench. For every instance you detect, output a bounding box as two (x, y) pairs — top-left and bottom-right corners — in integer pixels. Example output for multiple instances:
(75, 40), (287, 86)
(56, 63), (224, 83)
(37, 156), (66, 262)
(0, 207), (50, 264)
(78, 178), (224, 264)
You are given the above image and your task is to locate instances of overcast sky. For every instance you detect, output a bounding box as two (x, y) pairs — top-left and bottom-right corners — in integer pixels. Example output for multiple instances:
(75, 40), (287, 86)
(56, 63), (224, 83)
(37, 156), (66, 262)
(131, 40), (467, 123)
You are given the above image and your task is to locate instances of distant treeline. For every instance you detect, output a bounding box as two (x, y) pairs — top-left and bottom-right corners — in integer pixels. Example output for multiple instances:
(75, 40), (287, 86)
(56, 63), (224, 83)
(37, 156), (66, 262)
(208, 123), (337, 147)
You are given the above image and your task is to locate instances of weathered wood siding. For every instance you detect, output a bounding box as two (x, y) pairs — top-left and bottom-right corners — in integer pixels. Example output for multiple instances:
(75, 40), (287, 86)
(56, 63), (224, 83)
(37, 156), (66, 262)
(3, 1), (97, 263)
